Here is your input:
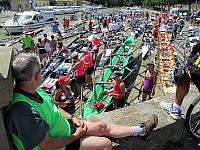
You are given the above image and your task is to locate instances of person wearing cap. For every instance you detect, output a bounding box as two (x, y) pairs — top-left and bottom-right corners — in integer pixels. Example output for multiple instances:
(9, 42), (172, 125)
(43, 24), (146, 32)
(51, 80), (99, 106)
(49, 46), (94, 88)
(54, 76), (75, 114)
(102, 27), (109, 49)
(18, 31), (33, 52)
(71, 53), (86, 98)
(7, 53), (158, 150)
(108, 71), (126, 109)
(82, 48), (94, 85)
(92, 35), (101, 60)
(140, 61), (157, 102)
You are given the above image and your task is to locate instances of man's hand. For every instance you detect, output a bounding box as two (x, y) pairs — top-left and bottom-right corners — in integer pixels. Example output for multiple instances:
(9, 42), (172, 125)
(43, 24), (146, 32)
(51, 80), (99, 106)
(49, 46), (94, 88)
(72, 116), (81, 127)
(73, 122), (87, 138)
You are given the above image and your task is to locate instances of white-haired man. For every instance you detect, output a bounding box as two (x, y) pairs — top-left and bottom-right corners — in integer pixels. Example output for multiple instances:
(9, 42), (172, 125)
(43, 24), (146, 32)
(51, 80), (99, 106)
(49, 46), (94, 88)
(7, 53), (158, 150)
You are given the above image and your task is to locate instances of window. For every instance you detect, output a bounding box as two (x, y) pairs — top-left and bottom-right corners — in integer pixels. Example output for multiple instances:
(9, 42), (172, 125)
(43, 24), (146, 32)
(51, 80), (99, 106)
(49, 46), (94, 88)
(44, 3), (45, 6)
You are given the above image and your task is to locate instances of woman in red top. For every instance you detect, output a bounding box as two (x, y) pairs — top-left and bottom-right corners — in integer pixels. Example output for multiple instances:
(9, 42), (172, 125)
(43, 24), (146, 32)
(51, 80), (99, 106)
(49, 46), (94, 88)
(109, 71), (126, 109)
(71, 54), (85, 98)
(92, 35), (101, 61)
(54, 76), (75, 114)
(65, 18), (70, 30)
(83, 48), (94, 85)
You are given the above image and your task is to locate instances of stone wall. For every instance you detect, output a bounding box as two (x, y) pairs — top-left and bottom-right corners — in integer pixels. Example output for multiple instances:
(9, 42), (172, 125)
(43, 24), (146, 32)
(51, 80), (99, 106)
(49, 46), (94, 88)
(87, 88), (200, 150)
(0, 46), (13, 150)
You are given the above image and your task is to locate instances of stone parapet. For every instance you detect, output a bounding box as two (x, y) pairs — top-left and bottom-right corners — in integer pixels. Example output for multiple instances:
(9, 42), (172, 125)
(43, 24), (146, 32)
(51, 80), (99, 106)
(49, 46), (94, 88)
(87, 88), (200, 150)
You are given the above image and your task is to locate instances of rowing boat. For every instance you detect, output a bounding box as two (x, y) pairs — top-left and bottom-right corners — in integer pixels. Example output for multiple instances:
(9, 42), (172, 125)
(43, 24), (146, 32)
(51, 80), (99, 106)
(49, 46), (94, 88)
(82, 33), (142, 118)
(157, 25), (176, 95)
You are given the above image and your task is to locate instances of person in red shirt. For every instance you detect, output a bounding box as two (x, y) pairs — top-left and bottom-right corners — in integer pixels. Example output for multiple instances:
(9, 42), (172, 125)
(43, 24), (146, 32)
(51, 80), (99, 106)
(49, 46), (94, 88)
(108, 71), (126, 110)
(88, 19), (93, 31)
(65, 18), (70, 30)
(54, 76), (75, 114)
(92, 35), (101, 60)
(82, 48), (94, 85)
(153, 26), (159, 40)
(71, 53), (85, 98)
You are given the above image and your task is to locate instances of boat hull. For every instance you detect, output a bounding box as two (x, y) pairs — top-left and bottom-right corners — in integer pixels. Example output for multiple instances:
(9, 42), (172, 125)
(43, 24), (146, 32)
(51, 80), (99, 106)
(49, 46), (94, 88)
(2, 21), (56, 34)
(83, 33), (137, 118)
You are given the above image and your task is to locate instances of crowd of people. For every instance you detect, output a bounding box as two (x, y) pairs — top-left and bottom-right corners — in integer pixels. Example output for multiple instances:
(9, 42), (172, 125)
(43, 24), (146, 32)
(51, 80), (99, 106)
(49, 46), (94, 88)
(6, 53), (158, 150)
(4, 5), (200, 150)
(18, 31), (63, 67)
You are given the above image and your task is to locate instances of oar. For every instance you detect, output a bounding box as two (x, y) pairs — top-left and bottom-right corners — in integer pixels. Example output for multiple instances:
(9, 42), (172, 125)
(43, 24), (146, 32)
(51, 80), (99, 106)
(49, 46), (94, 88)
(80, 84), (83, 118)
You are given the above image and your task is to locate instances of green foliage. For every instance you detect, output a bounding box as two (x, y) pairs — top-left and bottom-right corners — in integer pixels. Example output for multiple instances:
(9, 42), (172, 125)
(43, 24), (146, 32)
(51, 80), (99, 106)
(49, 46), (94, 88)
(77, 0), (83, 6)
(88, 0), (197, 6)
(49, 0), (56, 6)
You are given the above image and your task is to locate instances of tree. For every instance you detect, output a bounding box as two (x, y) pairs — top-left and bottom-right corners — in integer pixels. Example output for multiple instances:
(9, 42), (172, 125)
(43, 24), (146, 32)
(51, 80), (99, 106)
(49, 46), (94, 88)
(50, 0), (56, 6)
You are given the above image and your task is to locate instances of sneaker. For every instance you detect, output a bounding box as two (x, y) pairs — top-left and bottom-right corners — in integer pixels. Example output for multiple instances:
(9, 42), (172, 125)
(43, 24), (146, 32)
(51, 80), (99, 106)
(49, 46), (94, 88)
(140, 114), (158, 139)
(160, 101), (182, 120)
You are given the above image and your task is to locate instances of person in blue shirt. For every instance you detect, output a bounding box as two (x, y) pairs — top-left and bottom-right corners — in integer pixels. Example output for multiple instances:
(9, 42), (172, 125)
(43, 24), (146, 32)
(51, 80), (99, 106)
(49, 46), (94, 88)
(179, 19), (185, 32)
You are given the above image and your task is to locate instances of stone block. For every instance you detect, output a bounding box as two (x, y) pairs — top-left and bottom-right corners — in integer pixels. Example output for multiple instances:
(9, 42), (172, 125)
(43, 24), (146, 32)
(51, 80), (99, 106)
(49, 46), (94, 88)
(87, 88), (199, 150)
(0, 46), (13, 107)
(0, 108), (12, 150)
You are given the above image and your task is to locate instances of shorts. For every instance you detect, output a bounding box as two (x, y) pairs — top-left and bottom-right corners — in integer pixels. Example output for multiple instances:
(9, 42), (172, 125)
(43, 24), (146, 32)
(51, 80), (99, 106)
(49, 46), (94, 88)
(76, 75), (86, 85)
(24, 47), (31, 52)
(112, 97), (125, 109)
(24, 47), (31, 50)
(174, 69), (200, 91)
(174, 69), (190, 85)
(86, 66), (94, 75)
(39, 53), (48, 62)
(103, 41), (107, 45)
(142, 88), (152, 95)
(65, 122), (80, 150)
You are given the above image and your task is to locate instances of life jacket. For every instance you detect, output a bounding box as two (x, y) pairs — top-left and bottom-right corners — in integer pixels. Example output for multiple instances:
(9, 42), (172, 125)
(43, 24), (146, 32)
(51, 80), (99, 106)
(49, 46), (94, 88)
(113, 80), (124, 100)
(84, 53), (93, 68)
(7, 88), (71, 150)
(76, 60), (85, 76)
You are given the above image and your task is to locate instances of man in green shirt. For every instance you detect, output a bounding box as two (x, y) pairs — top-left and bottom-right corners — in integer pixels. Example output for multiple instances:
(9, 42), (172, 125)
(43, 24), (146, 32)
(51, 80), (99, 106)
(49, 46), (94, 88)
(7, 53), (158, 150)
(18, 31), (33, 52)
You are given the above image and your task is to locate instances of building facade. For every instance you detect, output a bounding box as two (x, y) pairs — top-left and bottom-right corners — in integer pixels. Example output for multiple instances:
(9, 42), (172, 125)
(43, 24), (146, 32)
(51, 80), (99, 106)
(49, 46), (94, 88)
(10, 0), (50, 11)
